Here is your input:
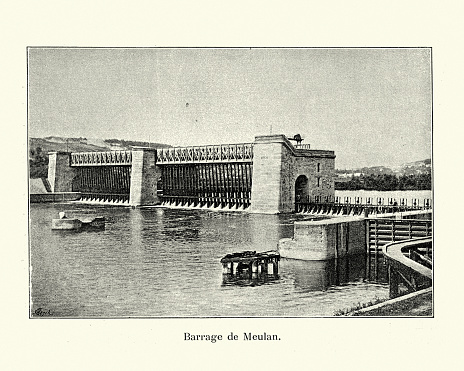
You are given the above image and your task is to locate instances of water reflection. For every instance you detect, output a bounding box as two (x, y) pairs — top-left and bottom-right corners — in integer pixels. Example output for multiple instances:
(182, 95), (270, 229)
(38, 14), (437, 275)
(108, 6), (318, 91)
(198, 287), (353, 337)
(222, 273), (280, 287)
(220, 251), (370, 291)
(281, 254), (367, 292)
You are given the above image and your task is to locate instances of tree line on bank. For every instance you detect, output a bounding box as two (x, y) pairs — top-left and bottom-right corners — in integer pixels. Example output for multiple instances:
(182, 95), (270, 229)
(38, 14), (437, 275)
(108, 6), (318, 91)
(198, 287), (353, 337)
(29, 147), (48, 178)
(335, 173), (432, 191)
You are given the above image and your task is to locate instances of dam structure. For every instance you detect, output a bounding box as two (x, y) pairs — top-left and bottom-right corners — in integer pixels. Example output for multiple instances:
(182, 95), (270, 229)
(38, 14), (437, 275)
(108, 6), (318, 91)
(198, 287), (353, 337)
(46, 134), (336, 214)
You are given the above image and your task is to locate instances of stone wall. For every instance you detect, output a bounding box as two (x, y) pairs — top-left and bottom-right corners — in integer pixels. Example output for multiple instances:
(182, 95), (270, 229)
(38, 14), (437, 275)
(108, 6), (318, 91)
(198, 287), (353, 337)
(279, 216), (366, 260)
(280, 150), (335, 212)
(129, 148), (160, 207)
(30, 192), (81, 203)
(250, 135), (335, 214)
(250, 139), (285, 213)
(47, 152), (75, 192)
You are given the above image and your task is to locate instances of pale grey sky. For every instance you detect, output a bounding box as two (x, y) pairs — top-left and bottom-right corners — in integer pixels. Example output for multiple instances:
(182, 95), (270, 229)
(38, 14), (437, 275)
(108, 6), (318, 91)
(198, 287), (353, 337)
(28, 47), (431, 169)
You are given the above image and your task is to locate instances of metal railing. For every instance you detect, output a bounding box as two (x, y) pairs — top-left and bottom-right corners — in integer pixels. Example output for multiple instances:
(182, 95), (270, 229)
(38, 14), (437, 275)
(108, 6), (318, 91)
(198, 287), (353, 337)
(156, 143), (254, 164)
(70, 151), (132, 166)
(295, 195), (432, 215)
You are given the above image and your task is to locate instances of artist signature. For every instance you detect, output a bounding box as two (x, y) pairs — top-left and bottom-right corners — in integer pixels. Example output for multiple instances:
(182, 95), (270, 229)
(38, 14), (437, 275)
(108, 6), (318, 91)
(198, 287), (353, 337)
(34, 307), (52, 317)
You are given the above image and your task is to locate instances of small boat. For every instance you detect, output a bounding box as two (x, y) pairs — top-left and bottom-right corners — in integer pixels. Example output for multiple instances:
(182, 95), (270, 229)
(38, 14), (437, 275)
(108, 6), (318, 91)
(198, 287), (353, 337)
(52, 212), (105, 231)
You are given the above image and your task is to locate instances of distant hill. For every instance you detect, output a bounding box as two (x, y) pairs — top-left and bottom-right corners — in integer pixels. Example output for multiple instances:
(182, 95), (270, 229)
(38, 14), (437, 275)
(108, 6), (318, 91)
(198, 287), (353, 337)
(29, 136), (171, 155)
(399, 158), (432, 176)
(335, 159), (432, 190)
(29, 136), (172, 178)
(336, 158), (431, 181)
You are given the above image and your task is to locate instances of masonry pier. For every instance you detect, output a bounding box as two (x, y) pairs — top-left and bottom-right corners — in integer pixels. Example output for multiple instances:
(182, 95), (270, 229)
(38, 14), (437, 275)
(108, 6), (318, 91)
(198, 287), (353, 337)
(279, 216), (366, 260)
(278, 209), (432, 262)
(250, 135), (335, 213)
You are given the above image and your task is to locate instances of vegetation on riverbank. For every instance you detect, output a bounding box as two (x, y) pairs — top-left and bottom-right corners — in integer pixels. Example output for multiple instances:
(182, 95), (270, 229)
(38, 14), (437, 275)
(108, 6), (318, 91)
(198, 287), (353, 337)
(334, 290), (432, 316)
(29, 146), (48, 178)
(335, 173), (431, 191)
(350, 291), (432, 316)
(333, 296), (386, 316)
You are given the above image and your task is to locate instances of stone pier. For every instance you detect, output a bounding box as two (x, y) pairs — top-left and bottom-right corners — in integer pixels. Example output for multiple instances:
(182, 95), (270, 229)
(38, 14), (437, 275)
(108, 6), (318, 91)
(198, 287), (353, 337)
(129, 147), (160, 207)
(47, 151), (75, 192)
(278, 216), (366, 260)
(250, 135), (335, 214)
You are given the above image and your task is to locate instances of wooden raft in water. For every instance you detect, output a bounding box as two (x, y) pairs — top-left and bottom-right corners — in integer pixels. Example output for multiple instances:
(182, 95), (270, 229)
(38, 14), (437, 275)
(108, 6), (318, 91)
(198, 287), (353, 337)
(220, 251), (280, 277)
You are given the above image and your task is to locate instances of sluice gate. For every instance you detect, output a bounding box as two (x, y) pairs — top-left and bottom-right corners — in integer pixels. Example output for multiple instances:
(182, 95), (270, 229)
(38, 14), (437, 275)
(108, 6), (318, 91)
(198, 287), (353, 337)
(156, 143), (254, 209)
(69, 151), (133, 204)
(159, 163), (252, 209)
(47, 136), (431, 217)
(72, 166), (131, 203)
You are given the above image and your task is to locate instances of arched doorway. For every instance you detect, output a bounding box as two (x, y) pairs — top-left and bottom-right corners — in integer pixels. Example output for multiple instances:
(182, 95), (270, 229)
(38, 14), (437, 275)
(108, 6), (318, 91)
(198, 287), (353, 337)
(295, 175), (309, 204)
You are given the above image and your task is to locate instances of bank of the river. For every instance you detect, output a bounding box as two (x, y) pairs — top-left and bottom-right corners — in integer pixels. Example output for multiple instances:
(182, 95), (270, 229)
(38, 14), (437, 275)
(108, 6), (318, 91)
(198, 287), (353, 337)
(343, 288), (432, 317)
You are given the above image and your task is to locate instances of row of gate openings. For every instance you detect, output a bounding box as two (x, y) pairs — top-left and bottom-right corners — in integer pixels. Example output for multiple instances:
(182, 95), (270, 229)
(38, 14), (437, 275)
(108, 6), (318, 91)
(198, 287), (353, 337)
(72, 166), (131, 202)
(160, 163), (252, 208)
(71, 163), (253, 206)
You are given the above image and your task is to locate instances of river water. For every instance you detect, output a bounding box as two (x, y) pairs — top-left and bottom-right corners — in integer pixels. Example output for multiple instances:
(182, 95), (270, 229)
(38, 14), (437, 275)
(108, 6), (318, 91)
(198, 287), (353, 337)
(30, 203), (388, 317)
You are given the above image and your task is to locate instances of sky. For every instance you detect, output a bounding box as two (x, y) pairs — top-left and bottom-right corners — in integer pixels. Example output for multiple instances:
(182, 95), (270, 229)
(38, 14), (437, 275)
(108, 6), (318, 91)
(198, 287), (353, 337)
(28, 47), (432, 169)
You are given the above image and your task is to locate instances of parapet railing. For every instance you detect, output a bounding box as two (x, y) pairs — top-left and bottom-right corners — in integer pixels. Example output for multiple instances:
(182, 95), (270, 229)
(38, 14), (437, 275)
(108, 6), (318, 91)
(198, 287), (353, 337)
(294, 144), (311, 149)
(155, 143), (254, 164)
(295, 195), (432, 215)
(334, 196), (431, 209)
(297, 195), (431, 208)
(382, 237), (432, 298)
(70, 151), (132, 166)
